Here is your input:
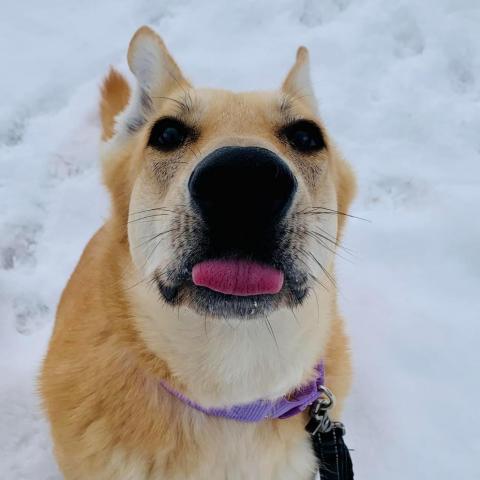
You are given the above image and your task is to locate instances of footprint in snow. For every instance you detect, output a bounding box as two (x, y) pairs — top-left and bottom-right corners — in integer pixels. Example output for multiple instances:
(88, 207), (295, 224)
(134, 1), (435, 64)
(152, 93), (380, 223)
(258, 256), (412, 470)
(300, 0), (351, 27)
(0, 223), (41, 271)
(13, 296), (50, 335)
(448, 55), (476, 95)
(365, 176), (429, 209)
(391, 7), (425, 59)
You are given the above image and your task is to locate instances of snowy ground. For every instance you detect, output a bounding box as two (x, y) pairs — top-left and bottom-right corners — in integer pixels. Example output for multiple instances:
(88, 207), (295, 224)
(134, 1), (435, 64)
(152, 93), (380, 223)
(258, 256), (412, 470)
(1, 1), (479, 478)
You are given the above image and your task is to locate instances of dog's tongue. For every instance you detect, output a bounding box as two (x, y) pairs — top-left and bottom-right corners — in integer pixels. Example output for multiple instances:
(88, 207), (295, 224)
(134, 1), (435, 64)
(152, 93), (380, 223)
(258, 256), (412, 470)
(192, 260), (284, 296)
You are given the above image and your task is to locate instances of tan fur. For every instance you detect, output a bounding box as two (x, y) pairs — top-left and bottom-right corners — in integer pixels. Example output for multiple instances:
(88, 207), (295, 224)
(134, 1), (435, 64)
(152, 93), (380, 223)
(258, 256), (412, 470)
(40, 26), (356, 479)
(100, 68), (131, 141)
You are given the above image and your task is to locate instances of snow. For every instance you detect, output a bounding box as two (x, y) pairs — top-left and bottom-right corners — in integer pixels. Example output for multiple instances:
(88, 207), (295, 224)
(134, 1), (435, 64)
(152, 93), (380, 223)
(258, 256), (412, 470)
(1, 0), (479, 478)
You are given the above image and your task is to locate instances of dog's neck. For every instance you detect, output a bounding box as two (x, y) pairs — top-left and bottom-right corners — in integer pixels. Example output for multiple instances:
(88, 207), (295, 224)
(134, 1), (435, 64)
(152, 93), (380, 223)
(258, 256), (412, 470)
(126, 267), (333, 408)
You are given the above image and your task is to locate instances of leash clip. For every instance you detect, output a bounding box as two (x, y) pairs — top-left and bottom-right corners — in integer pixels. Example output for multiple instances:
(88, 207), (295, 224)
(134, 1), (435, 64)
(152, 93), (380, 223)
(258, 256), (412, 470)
(306, 386), (354, 478)
(305, 385), (336, 436)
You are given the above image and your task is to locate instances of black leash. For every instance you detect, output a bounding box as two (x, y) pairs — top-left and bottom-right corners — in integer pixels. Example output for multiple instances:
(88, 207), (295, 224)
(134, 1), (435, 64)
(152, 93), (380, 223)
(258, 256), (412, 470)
(305, 386), (354, 480)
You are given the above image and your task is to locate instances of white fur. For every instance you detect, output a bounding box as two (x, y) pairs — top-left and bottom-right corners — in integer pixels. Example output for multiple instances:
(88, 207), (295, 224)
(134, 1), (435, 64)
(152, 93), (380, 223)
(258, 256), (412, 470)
(128, 274), (333, 407)
(283, 48), (318, 113)
(129, 30), (172, 94)
(104, 424), (316, 480)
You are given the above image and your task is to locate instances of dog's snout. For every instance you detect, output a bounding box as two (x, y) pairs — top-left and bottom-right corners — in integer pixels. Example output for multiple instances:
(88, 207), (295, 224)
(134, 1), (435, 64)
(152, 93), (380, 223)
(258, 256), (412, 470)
(189, 147), (297, 231)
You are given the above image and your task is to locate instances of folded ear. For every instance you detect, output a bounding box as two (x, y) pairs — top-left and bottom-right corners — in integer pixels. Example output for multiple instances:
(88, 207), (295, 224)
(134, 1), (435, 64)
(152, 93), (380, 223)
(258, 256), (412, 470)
(127, 26), (190, 94)
(282, 47), (317, 110)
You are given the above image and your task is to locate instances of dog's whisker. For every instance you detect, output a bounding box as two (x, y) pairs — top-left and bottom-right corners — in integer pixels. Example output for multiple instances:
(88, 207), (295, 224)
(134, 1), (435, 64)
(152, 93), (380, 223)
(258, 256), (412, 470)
(305, 250), (337, 289)
(311, 231), (355, 261)
(308, 224), (338, 243)
(133, 228), (179, 250)
(302, 229), (338, 251)
(280, 86), (315, 117)
(293, 245), (333, 290)
(123, 272), (157, 292)
(144, 234), (176, 268)
(128, 205), (188, 216)
(127, 219), (172, 227)
(302, 230), (343, 260)
(203, 313), (209, 338)
(127, 214), (171, 225)
(308, 272), (327, 290)
(311, 286), (321, 326)
(289, 245), (328, 291)
(298, 206), (369, 222)
(222, 315), (236, 330)
(137, 234), (179, 277)
(151, 61), (193, 115)
(150, 95), (190, 111)
(149, 257), (183, 289)
(289, 307), (300, 326)
(263, 315), (279, 352)
(289, 221), (353, 262)
(307, 231), (355, 263)
(294, 243), (336, 288)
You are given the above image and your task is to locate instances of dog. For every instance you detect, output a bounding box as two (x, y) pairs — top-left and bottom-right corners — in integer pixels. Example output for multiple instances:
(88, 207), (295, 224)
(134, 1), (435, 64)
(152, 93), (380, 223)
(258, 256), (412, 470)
(40, 26), (356, 480)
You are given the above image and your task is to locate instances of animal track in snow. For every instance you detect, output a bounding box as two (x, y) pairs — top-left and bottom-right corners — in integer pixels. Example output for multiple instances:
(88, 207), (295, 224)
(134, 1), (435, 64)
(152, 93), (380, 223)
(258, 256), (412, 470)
(366, 176), (429, 209)
(0, 114), (27, 147)
(300, 0), (351, 27)
(448, 55), (476, 94)
(391, 7), (425, 59)
(0, 224), (41, 270)
(13, 296), (50, 335)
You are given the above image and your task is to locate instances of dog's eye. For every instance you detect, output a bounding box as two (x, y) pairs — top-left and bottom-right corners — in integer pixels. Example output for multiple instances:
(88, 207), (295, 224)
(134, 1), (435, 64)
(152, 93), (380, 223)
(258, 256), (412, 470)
(148, 118), (188, 151)
(283, 120), (325, 153)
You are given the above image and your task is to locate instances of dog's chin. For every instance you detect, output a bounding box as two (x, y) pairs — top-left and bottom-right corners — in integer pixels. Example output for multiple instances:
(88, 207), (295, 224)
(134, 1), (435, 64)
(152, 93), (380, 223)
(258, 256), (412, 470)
(155, 269), (309, 319)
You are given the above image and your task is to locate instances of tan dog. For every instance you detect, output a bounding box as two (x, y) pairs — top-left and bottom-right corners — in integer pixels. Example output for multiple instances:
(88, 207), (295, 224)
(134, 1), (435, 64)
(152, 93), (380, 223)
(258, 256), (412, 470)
(40, 26), (356, 480)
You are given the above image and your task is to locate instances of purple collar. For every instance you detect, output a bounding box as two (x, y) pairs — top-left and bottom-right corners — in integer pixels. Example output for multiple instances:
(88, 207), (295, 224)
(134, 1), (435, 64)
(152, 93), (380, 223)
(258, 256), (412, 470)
(159, 363), (324, 422)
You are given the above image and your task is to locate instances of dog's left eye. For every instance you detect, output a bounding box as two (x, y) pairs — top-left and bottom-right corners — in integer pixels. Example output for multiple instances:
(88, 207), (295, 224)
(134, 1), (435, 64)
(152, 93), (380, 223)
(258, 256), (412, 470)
(148, 118), (188, 151)
(282, 120), (326, 153)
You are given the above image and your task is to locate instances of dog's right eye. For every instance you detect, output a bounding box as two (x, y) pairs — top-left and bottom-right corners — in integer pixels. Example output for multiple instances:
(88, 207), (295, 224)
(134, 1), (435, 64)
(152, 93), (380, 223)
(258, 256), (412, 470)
(148, 118), (189, 151)
(282, 120), (325, 153)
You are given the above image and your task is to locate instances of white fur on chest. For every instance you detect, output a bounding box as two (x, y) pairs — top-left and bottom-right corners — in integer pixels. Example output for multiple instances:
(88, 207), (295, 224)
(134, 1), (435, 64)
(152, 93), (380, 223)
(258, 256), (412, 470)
(173, 420), (316, 480)
(129, 275), (332, 408)
(103, 420), (317, 480)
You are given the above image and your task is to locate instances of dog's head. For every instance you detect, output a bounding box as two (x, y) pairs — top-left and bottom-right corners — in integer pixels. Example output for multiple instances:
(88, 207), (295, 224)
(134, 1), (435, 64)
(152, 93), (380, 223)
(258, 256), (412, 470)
(103, 26), (355, 320)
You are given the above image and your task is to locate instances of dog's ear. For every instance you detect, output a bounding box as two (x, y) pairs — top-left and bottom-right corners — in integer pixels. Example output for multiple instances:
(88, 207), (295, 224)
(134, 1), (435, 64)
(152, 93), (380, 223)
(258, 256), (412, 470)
(282, 47), (317, 111)
(127, 26), (190, 94)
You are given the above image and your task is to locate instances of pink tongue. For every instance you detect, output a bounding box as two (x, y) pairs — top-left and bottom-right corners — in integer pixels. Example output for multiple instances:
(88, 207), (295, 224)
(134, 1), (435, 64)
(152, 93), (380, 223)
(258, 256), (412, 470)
(192, 260), (284, 296)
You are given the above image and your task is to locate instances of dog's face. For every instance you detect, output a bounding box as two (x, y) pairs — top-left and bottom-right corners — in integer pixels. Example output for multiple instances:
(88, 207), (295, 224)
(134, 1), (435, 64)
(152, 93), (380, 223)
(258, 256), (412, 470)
(108, 27), (354, 320)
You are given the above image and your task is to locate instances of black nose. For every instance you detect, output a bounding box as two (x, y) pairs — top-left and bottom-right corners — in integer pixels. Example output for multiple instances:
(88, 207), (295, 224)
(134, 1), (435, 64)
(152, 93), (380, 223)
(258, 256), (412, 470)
(189, 147), (297, 236)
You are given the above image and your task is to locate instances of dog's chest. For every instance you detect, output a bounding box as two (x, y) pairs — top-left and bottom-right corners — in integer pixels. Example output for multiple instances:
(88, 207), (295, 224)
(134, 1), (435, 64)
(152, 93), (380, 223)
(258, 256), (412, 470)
(104, 420), (317, 480)
(178, 422), (316, 480)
